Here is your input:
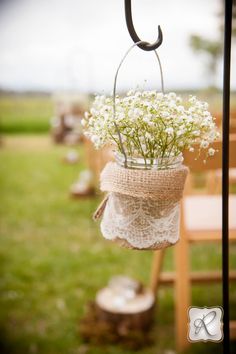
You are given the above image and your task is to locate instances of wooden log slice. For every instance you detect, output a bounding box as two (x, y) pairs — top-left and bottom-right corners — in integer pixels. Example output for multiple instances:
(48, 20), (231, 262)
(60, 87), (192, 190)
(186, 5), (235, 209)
(95, 286), (155, 333)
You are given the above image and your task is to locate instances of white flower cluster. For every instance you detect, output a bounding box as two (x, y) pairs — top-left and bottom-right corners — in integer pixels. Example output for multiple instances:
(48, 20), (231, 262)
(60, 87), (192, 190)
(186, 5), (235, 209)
(82, 91), (219, 160)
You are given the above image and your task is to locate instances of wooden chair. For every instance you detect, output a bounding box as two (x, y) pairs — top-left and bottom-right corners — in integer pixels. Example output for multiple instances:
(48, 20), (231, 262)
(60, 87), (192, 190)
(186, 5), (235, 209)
(84, 138), (113, 186)
(209, 112), (236, 192)
(213, 119), (236, 189)
(150, 135), (236, 351)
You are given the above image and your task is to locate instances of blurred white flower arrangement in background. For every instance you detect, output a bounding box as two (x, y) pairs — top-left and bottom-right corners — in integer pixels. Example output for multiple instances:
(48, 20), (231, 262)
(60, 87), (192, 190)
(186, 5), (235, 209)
(82, 90), (220, 161)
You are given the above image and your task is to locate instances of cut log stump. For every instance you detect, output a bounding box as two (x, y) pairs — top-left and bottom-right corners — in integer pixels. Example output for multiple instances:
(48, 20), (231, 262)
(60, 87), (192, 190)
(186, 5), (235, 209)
(80, 283), (155, 349)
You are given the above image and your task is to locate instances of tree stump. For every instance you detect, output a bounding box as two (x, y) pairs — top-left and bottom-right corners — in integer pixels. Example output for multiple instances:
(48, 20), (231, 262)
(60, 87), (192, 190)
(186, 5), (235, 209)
(80, 279), (155, 349)
(95, 286), (155, 333)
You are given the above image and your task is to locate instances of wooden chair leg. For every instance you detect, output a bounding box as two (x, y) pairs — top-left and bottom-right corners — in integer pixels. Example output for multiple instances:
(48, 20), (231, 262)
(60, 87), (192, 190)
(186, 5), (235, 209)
(150, 249), (165, 294)
(174, 203), (191, 351)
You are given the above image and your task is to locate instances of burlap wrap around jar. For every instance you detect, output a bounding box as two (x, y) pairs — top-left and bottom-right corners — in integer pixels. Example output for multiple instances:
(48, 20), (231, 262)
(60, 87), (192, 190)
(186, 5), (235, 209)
(94, 161), (189, 250)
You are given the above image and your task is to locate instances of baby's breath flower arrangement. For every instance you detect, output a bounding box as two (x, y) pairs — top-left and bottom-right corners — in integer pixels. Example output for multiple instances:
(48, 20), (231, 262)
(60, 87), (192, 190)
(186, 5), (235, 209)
(83, 90), (219, 166)
(85, 89), (220, 250)
(85, 39), (220, 250)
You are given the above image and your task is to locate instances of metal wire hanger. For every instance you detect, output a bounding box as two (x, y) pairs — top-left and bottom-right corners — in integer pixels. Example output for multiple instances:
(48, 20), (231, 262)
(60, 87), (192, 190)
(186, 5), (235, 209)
(112, 41), (165, 168)
(113, 1), (164, 167)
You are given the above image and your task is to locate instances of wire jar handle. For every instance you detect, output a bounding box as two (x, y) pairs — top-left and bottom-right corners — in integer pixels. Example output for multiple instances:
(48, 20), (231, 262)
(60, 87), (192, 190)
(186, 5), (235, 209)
(112, 41), (165, 168)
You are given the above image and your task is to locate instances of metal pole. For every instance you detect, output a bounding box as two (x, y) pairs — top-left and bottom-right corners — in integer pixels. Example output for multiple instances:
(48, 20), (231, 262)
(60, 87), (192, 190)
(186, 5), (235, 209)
(222, 0), (232, 353)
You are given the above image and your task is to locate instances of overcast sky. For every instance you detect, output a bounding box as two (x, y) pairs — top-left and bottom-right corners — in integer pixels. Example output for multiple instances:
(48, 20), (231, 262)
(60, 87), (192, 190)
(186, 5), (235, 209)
(0, 0), (235, 93)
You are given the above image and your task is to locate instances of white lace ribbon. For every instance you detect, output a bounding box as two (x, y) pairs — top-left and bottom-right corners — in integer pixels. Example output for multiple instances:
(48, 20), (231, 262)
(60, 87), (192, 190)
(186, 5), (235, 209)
(100, 192), (180, 249)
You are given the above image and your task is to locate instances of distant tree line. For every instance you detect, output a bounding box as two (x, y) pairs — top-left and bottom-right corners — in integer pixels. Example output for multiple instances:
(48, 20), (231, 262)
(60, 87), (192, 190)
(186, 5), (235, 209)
(189, 0), (236, 88)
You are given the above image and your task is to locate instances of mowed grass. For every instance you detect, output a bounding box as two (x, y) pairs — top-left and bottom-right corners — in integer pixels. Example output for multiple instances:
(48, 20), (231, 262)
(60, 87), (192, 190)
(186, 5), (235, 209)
(0, 95), (53, 134)
(0, 134), (236, 354)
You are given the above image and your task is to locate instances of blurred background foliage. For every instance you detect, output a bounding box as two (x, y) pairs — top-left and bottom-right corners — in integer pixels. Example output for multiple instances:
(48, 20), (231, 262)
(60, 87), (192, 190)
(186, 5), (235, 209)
(189, 0), (236, 87)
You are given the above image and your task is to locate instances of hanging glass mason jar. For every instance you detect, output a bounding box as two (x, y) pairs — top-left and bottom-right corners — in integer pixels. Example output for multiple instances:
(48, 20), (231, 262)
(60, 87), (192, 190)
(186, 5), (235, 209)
(93, 41), (189, 250)
(98, 153), (187, 250)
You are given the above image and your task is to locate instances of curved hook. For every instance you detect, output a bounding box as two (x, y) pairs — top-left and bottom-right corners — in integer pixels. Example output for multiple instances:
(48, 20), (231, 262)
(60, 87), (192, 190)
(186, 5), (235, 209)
(124, 0), (163, 51)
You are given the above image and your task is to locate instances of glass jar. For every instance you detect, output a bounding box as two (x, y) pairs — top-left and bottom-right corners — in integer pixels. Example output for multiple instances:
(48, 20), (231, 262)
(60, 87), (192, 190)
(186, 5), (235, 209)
(100, 152), (186, 250)
(114, 151), (183, 170)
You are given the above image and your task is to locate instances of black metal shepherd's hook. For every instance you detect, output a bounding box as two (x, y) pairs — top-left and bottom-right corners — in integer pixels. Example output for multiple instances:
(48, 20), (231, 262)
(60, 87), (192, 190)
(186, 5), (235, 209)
(124, 1), (232, 353)
(124, 0), (163, 51)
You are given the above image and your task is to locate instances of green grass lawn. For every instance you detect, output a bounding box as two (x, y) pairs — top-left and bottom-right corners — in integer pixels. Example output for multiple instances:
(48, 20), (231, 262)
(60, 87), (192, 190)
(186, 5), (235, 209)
(0, 134), (236, 354)
(0, 95), (53, 134)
